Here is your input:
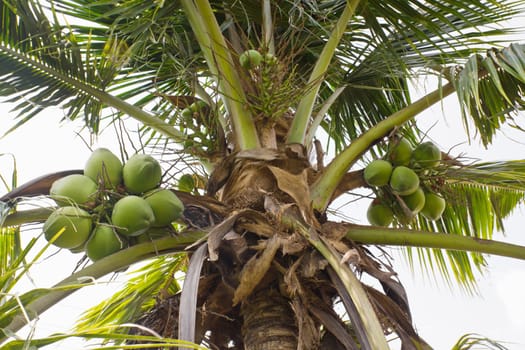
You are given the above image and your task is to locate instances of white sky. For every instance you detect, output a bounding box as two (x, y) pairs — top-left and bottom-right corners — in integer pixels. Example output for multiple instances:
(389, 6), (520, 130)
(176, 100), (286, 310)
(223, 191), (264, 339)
(1, 16), (525, 350)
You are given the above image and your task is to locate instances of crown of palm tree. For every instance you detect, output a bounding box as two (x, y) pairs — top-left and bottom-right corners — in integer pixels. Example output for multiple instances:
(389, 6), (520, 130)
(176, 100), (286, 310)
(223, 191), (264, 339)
(1, 1), (525, 349)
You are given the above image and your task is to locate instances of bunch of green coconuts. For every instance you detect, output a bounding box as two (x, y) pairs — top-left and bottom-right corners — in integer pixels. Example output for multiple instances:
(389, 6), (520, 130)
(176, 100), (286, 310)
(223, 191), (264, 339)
(364, 138), (446, 227)
(43, 148), (184, 261)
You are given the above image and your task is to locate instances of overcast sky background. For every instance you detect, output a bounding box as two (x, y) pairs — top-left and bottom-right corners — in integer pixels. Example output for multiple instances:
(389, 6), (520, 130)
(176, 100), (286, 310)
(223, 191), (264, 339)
(1, 15), (525, 350)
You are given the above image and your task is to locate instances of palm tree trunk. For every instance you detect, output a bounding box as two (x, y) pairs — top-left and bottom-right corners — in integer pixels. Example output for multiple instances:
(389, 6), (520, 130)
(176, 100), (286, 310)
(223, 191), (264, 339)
(241, 287), (297, 350)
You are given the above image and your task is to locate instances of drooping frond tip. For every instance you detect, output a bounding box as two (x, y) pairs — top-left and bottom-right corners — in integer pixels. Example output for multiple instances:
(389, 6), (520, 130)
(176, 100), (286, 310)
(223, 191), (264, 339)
(453, 43), (525, 146)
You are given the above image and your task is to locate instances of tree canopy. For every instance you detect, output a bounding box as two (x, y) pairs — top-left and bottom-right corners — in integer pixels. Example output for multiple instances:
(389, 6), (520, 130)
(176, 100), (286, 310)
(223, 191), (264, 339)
(1, 1), (525, 349)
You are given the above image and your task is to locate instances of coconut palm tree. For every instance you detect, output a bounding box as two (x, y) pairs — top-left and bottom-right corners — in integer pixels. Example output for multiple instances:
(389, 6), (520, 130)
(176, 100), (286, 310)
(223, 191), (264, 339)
(1, 0), (525, 349)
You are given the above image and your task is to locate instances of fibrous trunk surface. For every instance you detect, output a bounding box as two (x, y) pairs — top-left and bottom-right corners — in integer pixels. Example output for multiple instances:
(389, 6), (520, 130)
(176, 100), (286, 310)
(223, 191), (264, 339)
(241, 287), (298, 350)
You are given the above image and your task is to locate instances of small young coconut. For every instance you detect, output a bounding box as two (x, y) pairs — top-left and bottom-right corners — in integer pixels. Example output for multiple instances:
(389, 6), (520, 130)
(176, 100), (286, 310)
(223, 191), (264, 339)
(50, 174), (98, 206)
(421, 192), (446, 221)
(181, 107), (193, 121)
(144, 189), (184, 227)
(43, 206), (92, 249)
(412, 141), (441, 168)
(364, 159), (393, 187)
(389, 166), (420, 196)
(367, 201), (394, 227)
(189, 100), (208, 113)
(239, 49), (263, 69)
(264, 52), (278, 65)
(84, 148), (123, 188)
(401, 187), (426, 213)
(86, 224), (124, 261)
(388, 138), (413, 166)
(122, 154), (162, 194)
(111, 195), (155, 236)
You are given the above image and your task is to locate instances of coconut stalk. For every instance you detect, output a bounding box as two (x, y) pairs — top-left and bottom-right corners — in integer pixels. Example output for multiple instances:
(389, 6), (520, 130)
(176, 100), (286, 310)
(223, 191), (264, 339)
(310, 82), (456, 211)
(287, 0), (361, 145)
(181, 0), (260, 150)
(3, 208), (52, 226)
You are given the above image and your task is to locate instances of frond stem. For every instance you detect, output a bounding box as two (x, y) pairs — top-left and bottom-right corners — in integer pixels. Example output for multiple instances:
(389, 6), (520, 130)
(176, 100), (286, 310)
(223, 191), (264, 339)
(3, 208), (51, 226)
(262, 0), (275, 54)
(346, 224), (525, 260)
(311, 82), (455, 211)
(287, 0), (361, 145)
(305, 85), (346, 149)
(182, 0), (260, 150)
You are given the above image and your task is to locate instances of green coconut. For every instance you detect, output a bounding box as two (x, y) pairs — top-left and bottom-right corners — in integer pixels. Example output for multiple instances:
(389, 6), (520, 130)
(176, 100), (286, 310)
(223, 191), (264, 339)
(111, 195), (155, 236)
(389, 138), (413, 166)
(239, 49), (263, 69)
(367, 201), (394, 227)
(181, 107), (193, 120)
(421, 192), (446, 221)
(144, 189), (184, 227)
(50, 174), (98, 206)
(86, 224), (123, 261)
(122, 154), (162, 194)
(389, 166), (420, 195)
(84, 148), (123, 188)
(264, 52), (278, 65)
(363, 160), (393, 187)
(401, 187), (426, 213)
(412, 141), (441, 168)
(43, 206), (92, 249)
(189, 100), (208, 112)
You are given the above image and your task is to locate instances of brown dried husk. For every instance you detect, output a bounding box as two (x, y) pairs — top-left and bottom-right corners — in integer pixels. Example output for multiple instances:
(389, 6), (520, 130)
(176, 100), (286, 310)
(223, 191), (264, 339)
(117, 146), (429, 349)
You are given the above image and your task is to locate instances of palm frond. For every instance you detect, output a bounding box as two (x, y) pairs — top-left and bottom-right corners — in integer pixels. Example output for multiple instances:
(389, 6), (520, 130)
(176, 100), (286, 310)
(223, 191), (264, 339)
(287, 0), (360, 144)
(0, 233), (85, 340)
(0, 155), (18, 298)
(441, 159), (525, 235)
(54, 0), (202, 95)
(363, 0), (522, 55)
(0, 0), (104, 131)
(1, 326), (206, 350)
(322, 0), (523, 151)
(4, 233), (204, 338)
(298, 224), (390, 349)
(0, 41), (185, 140)
(50, 0), (223, 149)
(0, 1), (186, 141)
(75, 254), (186, 340)
(0, 226), (21, 301)
(453, 43), (525, 146)
(451, 333), (509, 350)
